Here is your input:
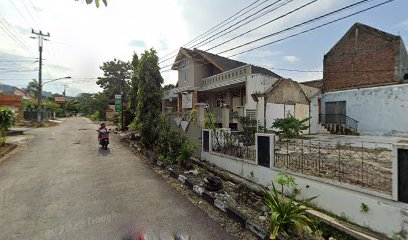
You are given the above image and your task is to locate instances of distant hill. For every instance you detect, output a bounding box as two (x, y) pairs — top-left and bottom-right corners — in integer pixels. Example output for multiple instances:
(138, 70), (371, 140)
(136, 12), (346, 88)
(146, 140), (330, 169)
(0, 83), (53, 98)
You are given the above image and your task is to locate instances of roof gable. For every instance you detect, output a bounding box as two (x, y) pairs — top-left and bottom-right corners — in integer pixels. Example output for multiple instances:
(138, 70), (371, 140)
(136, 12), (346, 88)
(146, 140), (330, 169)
(326, 22), (400, 56)
(170, 48), (281, 78)
(265, 78), (310, 104)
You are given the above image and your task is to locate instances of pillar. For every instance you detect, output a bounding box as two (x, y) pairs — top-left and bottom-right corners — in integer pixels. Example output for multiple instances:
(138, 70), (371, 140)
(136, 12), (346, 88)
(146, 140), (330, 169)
(195, 103), (206, 128)
(222, 104), (230, 129)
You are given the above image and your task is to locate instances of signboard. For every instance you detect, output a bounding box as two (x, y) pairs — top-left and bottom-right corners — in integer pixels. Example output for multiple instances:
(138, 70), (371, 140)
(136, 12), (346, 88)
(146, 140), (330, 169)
(106, 105), (116, 121)
(115, 94), (122, 112)
(54, 97), (66, 103)
(182, 93), (193, 109)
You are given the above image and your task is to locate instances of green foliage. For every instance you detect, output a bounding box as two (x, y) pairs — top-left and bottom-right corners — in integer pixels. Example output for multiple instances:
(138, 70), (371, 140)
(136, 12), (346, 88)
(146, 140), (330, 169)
(360, 203), (369, 213)
(89, 111), (101, 121)
(262, 173), (318, 239)
(78, 0), (107, 7)
(155, 114), (196, 165)
(76, 92), (109, 120)
(26, 79), (40, 100)
(232, 111), (257, 145)
(204, 112), (217, 130)
(133, 48), (163, 148)
(97, 58), (131, 101)
(163, 84), (176, 91)
(128, 52), (139, 113)
(271, 115), (311, 138)
(0, 106), (16, 138)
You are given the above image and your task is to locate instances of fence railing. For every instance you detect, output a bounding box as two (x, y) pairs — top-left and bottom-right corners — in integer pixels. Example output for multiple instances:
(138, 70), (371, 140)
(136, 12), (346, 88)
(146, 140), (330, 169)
(274, 139), (392, 194)
(211, 130), (256, 162)
(320, 114), (358, 133)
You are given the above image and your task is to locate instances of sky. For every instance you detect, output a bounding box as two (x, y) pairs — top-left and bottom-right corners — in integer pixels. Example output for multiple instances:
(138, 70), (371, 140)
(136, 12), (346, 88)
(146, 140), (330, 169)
(0, 0), (407, 96)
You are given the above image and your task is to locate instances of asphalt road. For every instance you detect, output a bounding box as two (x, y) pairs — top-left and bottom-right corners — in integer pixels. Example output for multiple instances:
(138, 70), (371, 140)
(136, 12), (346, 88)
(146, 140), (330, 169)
(0, 117), (233, 240)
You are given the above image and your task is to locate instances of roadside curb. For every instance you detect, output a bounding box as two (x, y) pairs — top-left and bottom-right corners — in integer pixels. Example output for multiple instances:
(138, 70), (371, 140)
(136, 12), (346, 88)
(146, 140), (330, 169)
(164, 161), (269, 240)
(0, 144), (18, 164)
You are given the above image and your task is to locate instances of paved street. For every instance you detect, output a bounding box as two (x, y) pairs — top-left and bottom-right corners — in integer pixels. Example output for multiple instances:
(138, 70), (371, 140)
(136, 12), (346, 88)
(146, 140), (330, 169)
(0, 117), (232, 240)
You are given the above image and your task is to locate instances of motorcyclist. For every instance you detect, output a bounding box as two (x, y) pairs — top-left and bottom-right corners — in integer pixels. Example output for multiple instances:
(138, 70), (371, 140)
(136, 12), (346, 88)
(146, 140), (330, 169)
(97, 123), (108, 141)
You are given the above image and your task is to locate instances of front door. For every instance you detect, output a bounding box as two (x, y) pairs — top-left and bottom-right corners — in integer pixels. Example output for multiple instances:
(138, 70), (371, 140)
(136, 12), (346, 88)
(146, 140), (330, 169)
(325, 101), (346, 123)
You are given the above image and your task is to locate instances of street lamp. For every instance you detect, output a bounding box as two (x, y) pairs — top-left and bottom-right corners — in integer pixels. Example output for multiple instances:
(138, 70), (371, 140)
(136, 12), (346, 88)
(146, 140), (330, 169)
(36, 76), (71, 121)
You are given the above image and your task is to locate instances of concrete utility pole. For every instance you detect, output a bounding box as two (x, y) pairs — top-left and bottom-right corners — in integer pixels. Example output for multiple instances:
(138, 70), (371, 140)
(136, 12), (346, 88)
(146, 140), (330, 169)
(31, 29), (50, 121)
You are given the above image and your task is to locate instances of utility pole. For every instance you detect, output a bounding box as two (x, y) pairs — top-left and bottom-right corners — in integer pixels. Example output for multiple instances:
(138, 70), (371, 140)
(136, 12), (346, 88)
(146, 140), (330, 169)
(121, 78), (124, 131)
(31, 29), (50, 121)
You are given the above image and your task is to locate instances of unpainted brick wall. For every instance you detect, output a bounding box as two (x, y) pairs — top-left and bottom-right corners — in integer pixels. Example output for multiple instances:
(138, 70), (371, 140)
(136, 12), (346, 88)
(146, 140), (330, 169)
(323, 26), (401, 92)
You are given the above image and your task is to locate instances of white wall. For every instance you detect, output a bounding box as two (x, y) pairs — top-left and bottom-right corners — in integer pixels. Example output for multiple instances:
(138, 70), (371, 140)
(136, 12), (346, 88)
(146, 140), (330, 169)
(322, 84), (408, 136)
(265, 103), (284, 129)
(245, 74), (278, 110)
(202, 151), (408, 238)
(309, 95), (320, 134)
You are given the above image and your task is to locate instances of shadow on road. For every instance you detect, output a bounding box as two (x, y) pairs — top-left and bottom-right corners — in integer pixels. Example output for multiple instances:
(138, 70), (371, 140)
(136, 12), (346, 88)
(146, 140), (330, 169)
(98, 148), (111, 156)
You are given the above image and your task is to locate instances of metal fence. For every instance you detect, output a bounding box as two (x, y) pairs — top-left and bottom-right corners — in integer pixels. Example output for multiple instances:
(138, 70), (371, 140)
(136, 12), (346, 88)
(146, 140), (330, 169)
(274, 139), (392, 194)
(211, 130), (256, 162)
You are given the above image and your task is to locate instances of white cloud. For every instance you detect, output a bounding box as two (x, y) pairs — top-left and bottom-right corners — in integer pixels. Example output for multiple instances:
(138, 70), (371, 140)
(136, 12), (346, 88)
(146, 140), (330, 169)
(284, 55), (300, 63)
(397, 19), (408, 30)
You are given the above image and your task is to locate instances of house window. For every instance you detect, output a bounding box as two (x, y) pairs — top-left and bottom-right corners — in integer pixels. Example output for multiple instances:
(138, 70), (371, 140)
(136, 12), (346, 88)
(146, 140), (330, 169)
(215, 92), (226, 108)
(246, 109), (256, 120)
(181, 59), (189, 82)
(244, 69), (246, 74)
(240, 70), (242, 74)
(228, 74), (230, 78)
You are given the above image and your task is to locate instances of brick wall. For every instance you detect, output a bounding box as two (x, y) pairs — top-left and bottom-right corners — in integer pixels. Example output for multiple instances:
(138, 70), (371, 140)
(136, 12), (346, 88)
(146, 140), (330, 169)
(323, 25), (402, 92)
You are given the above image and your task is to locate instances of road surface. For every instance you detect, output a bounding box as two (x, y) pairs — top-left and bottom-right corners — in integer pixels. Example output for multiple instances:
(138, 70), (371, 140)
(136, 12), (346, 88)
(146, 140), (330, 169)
(0, 117), (233, 240)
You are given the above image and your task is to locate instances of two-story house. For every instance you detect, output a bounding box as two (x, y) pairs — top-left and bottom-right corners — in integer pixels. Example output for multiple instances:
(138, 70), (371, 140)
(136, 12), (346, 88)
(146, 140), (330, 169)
(163, 48), (282, 129)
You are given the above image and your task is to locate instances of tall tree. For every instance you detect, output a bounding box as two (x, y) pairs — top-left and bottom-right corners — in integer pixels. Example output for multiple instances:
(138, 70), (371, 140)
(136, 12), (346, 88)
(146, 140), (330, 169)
(134, 48), (163, 147)
(128, 52), (139, 112)
(97, 59), (131, 101)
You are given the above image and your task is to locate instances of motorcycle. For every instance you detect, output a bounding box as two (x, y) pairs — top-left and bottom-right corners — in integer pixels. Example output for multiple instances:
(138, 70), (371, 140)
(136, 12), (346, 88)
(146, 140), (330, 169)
(97, 128), (111, 149)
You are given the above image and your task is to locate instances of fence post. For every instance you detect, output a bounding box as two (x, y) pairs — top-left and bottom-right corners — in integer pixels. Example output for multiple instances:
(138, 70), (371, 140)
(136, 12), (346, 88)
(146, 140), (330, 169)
(256, 133), (274, 168)
(393, 144), (408, 202)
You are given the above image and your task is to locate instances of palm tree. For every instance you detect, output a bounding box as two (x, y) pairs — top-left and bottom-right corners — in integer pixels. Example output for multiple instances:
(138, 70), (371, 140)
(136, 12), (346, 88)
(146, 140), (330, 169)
(26, 79), (40, 98)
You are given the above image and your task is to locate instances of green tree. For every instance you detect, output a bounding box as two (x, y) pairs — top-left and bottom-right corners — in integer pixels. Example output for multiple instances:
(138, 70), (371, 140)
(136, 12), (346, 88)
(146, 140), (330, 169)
(128, 52), (139, 112)
(163, 84), (176, 91)
(134, 48), (163, 148)
(97, 59), (131, 101)
(26, 79), (40, 100)
(0, 107), (16, 146)
(76, 92), (109, 120)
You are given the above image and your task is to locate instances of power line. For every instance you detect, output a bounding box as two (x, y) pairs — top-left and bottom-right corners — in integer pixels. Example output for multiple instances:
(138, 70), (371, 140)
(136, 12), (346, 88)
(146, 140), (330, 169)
(160, 0), (375, 71)
(217, 0), (375, 55)
(8, 0), (33, 28)
(0, 18), (34, 56)
(226, 0), (395, 58)
(159, 0), (270, 63)
(189, 0), (297, 53)
(205, 0), (318, 52)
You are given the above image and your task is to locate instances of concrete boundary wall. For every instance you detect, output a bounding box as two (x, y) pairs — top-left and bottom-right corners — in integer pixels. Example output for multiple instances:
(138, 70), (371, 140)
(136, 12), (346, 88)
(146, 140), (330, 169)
(201, 133), (408, 237)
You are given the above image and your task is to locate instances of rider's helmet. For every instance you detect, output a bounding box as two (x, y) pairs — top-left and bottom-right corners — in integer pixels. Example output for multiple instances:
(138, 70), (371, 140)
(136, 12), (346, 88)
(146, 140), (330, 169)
(100, 122), (106, 128)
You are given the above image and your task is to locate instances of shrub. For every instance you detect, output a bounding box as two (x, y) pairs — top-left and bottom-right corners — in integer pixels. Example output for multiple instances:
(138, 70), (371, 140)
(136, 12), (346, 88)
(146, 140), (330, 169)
(0, 106), (16, 138)
(89, 111), (101, 121)
(262, 173), (317, 239)
(271, 115), (310, 138)
(155, 114), (196, 165)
